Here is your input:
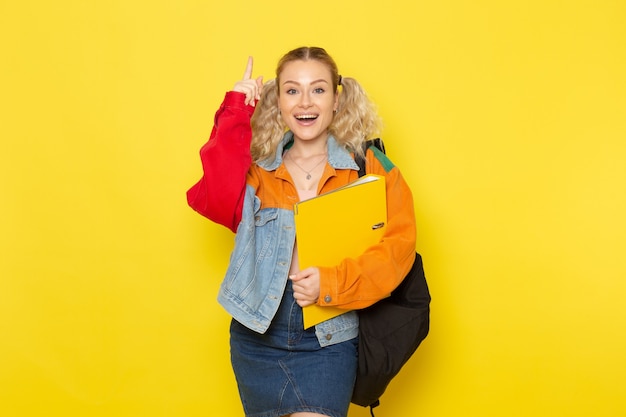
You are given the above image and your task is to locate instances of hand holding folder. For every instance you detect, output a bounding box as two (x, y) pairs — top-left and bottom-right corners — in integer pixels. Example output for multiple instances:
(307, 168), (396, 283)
(293, 174), (387, 329)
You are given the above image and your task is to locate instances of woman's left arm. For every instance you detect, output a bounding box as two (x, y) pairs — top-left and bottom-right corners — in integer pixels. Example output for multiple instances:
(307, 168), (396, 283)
(316, 151), (417, 309)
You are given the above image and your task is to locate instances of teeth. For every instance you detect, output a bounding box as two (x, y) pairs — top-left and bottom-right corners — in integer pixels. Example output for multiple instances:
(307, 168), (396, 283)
(295, 114), (317, 120)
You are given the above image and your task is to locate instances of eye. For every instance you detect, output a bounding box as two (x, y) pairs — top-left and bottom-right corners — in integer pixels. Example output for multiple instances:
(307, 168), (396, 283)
(286, 88), (298, 95)
(313, 87), (325, 94)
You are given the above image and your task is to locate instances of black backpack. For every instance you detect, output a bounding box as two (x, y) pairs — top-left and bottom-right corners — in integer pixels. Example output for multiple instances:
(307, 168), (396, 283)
(351, 139), (431, 415)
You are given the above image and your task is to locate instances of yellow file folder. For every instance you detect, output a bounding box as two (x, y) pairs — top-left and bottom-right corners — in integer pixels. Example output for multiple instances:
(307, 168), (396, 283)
(293, 174), (387, 329)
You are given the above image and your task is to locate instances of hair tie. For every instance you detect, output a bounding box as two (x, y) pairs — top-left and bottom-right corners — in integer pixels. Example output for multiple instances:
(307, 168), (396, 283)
(338, 75), (342, 86)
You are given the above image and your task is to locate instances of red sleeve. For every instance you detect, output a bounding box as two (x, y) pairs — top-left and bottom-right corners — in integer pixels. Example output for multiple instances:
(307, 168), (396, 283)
(186, 91), (256, 232)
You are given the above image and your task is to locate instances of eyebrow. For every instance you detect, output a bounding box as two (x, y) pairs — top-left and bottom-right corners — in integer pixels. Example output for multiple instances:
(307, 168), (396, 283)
(281, 79), (330, 86)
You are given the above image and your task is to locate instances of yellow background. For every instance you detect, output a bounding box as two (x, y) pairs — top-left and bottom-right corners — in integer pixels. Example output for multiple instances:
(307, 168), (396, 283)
(1, 1), (625, 416)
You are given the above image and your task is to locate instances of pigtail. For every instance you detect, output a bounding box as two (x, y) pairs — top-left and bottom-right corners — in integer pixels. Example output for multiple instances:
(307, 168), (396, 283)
(330, 77), (383, 157)
(250, 78), (286, 163)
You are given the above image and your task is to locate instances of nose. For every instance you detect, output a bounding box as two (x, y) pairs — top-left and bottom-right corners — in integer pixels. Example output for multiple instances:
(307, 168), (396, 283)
(299, 92), (312, 107)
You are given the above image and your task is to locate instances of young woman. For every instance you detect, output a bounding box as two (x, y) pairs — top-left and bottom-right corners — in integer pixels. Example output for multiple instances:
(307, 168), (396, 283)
(187, 46), (417, 417)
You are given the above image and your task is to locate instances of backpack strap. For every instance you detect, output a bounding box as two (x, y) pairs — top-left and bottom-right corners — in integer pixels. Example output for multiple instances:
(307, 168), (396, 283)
(356, 138), (386, 177)
(369, 400), (380, 417)
(355, 138), (386, 417)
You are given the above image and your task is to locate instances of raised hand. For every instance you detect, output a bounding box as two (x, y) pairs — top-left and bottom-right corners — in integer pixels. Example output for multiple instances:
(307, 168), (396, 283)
(233, 56), (264, 107)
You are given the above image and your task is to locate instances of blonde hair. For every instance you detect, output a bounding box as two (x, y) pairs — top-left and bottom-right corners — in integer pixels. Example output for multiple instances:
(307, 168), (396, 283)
(250, 47), (382, 163)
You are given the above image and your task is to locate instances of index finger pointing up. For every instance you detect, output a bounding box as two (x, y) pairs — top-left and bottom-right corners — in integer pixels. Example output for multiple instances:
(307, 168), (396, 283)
(243, 56), (253, 80)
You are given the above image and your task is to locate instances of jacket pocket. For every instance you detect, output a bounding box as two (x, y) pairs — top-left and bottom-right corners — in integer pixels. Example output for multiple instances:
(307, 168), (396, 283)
(253, 208), (279, 261)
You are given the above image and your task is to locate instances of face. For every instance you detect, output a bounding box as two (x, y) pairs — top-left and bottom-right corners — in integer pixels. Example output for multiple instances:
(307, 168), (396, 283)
(278, 59), (339, 144)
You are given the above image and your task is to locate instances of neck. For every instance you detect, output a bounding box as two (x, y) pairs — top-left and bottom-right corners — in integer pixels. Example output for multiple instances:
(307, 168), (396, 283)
(289, 137), (329, 159)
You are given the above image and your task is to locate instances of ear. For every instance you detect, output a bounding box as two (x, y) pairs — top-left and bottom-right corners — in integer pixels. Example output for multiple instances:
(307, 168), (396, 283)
(333, 91), (339, 112)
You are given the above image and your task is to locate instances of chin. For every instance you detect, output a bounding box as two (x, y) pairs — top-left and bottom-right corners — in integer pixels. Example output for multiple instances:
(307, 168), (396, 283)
(294, 133), (327, 142)
(290, 127), (330, 142)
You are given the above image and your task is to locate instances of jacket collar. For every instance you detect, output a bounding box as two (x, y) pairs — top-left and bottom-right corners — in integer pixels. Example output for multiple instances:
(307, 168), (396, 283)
(257, 131), (359, 172)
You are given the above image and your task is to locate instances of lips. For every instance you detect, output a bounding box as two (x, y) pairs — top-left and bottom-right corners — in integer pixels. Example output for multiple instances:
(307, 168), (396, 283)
(294, 114), (319, 123)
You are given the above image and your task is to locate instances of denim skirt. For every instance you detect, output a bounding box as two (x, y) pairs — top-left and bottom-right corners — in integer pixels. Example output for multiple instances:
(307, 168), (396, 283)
(229, 280), (358, 417)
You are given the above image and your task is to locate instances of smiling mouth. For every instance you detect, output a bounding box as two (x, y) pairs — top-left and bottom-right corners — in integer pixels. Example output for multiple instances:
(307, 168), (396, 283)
(294, 114), (319, 121)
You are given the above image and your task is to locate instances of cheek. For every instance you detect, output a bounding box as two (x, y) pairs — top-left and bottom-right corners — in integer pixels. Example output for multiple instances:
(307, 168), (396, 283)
(323, 101), (336, 117)
(278, 96), (293, 114)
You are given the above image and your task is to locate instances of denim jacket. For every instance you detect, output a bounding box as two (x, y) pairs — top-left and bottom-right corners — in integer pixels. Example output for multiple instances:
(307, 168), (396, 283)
(217, 133), (360, 347)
